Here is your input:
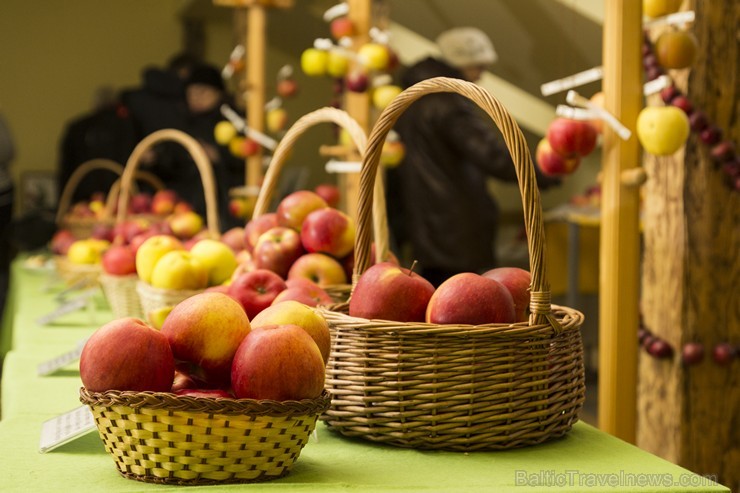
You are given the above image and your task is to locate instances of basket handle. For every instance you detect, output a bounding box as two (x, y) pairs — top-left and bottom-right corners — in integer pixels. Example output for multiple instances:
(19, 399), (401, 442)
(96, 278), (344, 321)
(116, 129), (221, 237)
(55, 158), (125, 226)
(252, 107), (389, 263)
(104, 170), (166, 220)
(353, 77), (558, 330)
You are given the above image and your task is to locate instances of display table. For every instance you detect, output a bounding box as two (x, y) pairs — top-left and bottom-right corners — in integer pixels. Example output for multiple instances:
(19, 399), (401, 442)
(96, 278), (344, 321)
(0, 258), (729, 492)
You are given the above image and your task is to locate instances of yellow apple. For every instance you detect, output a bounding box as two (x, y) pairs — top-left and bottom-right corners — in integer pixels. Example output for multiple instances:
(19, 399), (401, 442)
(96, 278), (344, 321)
(135, 235), (184, 284)
(643, 0), (682, 18)
(636, 106), (690, 156)
(214, 120), (238, 145)
(67, 239), (110, 264)
(381, 140), (406, 168)
(229, 136), (247, 158)
(372, 84), (402, 110)
(300, 48), (328, 77)
(150, 250), (208, 290)
(147, 305), (173, 330)
(189, 239), (238, 286)
(265, 107), (288, 134)
(326, 50), (350, 78)
(168, 211), (204, 240)
(358, 43), (389, 71)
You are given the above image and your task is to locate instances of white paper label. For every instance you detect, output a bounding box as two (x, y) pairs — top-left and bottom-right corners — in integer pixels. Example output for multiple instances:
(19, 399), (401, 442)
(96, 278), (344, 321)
(643, 75), (672, 96)
(325, 160), (362, 174)
(556, 105), (598, 120)
(39, 406), (96, 453)
(37, 339), (88, 376)
(644, 10), (695, 28)
(36, 299), (88, 326)
(540, 66), (603, 96)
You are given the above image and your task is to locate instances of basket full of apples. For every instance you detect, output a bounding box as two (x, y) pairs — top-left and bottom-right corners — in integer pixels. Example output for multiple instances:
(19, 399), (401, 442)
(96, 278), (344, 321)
(319, 77), (586, 451)
(79, 291), (331, 485)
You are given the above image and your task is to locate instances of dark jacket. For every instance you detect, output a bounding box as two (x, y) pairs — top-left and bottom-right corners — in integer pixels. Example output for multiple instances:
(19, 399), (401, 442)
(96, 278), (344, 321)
(386, 57), (519, 274)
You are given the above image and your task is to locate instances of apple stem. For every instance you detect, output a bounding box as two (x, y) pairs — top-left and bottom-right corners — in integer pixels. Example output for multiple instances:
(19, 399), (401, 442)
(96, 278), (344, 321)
(408, 260), (418, 276)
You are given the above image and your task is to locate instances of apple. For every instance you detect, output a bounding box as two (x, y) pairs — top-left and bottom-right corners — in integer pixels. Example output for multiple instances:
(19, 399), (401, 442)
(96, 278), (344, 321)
(712, 343), (736, 366)
(231, 324), (325, 401)
(214, 120), (238, 145)
(89, 199), (105, 218)
(482, 267), (531, 322)
(243, 139), (260, 157)
(288, 253), (347, 287)
(426, 273), (516, 325)
(135, 235), (184, 284)
(381, 140), (406, 168)
(300, 48), (328, 77)
(152, 189), (178, 215)
(251, 300), (331, 364)
(149, 250), (209, 290)
(252, 226), (305, 278)
(174, 201), (193, 214)
(643, 0), (681, 18)
(50, 229), (76, 255)
(535, 138), (580, 176)
(245, 213), (279, 252)
(113, 218), (149, 244)
(358, 43), (390, 71)
(220, 227), (246, 252)
(189, 239), (238, 286)
(314, 184), (340, 208)
(330, 16), (355, 40)
(162, 292), (251, 385)
(80, 317), (174, 392)
(327, 50), (351, 78)
(130, 193), (152, 214)
(654, 30), (698, 70)
(276, 78), (298, 99)
(272, 285), (332, 308)
(168, 211), (204, 239)
(175, 389), (233, 398)
(227, 269), (287, 319)
(349, 262), (435, 322)
(546, 118), (598, 158)
(229, 136), (247, 158)
(67, 239), (109, 265)
(276, 191), (328, 231)
(300, 208), (355, 258)
(101, 244), (137, 276)
(128, 231), (155, 255)
(346, 70), (370, 93)
(266, 107), (288, 134)
(91, 223), (114, 243)
(688, 110), (709, 132)
(670, 95), (693, 115)
(229, 196), (254, 219)
(372, 85), (402, 110)
(636, 106), (690, 156)
(146, 305), (173, 330)
(699, 126), (723, 146)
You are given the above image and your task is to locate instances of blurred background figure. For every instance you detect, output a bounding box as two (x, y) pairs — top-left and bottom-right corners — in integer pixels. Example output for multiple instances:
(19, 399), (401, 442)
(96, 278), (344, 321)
(0, 111), (16, 322)
(386, 27), (558, 286)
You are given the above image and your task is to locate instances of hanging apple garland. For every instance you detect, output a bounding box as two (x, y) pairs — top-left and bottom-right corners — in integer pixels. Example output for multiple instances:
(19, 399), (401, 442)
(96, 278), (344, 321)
(638, 322), (737, 367)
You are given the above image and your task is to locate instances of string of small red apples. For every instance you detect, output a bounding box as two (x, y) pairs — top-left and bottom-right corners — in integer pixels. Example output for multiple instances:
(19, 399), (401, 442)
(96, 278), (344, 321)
(638, 322), (737, 367)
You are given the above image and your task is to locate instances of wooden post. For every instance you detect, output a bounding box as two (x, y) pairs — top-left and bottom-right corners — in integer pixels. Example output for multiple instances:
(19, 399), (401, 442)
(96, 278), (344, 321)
(340, 0), (371, 220)
(598, 0), (642, 442)
(638, 1), (739, 487)
(245, 4), (266, 188)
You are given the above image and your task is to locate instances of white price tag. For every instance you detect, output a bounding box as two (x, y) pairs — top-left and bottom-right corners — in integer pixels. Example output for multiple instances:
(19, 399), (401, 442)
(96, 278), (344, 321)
(38, 288), (98, 326)
(37, 339), (88, 376)
(325, 160), (362, 174)
(566, 90), (632, 141)
(39, 406), (96, 453)
(556, 105), (598, 120)
(644, 75), (672, 96)
(540, 66), (603, 96)
(644, 10), (695, 28)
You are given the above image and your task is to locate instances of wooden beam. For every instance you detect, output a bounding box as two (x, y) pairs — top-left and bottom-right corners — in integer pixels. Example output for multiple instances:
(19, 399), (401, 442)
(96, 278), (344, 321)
(598, 0), (642, 442)
(245, 3), (266, 188)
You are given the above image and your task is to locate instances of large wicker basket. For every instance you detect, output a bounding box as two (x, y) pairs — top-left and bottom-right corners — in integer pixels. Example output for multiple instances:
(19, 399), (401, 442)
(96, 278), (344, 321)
(80, 388), (331, 485)
(116, 129), (222, 317)
(251, 107), (389, 303)
(319, 77), (586, 451)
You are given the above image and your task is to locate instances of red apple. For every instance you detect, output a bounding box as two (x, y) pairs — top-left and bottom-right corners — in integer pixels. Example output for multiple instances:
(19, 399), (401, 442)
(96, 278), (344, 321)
(128, 231), (156, 255)
(349, 262), (435, 322)
(536, 138), (581, 176)
(252, 226), (305, 278)
(152, 189), (178, 215)
(130, 193), (152, 214)
(670, 95), (693, 115)
(276, 78), (299, 99)
(330, 16), (355, 40)
(300, 208), (355, 258)
(547, 118), (598, 158)
(227, 269), (287, 319)
(276, 191), (328, 232)
(273, 278), (333, 307)
(346, 70), (370, 93)
(314, 183), (340, 208)
(288, 253), (347, 287)
(91, 223), (114, 243)
(426, 273), (515, 325)
(168, 211), (204, 240)
(220, 226), (246, 253)
(161, 292), (251, 385)
(245, 213), (279, 252)
(482, 267), (531, 322)
(688, 110), (709, 132)
(231, 324), (325, 401)
(50, 229), (76, 255)
(101, 244), (137, 276)
(80, 317), (174, 392)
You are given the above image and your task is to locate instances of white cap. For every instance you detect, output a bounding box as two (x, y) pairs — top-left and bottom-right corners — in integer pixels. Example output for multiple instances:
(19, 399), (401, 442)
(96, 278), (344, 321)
(436, 27), (497, 68)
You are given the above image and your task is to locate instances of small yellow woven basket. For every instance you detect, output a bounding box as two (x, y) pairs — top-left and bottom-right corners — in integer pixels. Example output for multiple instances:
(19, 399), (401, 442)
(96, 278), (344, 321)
(80, 388), (331, 485)
(319, 77), (586, 451)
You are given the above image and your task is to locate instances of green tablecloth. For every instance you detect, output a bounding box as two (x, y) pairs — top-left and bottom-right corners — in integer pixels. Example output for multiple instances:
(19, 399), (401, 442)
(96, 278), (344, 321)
(0, 258), (730, 492)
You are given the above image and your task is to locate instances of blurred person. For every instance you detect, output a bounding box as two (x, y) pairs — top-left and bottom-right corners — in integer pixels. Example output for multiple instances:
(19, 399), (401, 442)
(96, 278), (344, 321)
(386, 27), (558, 286)
(0, 111), (15, 323)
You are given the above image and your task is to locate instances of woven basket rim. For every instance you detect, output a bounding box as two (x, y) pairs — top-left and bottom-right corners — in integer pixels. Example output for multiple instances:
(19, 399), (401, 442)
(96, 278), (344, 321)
(80, 388), (332, 416)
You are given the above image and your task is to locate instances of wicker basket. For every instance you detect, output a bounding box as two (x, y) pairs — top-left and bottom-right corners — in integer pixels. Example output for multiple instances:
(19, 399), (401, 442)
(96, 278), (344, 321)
(80, 388), (331, 485)
(318, 77), (586, 451)
(115, 129), (221, 318)
(99, 273), (143, 319)
(251, 106), (389, 303)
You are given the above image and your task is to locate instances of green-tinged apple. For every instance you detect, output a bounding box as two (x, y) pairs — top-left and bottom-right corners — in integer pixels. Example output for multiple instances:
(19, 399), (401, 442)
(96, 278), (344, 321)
(251, 300), (331, 364)
(349, 262), (435, 322)
(301, 48), (328, 77)
(288, 253), (347, 287)
(136, 235), (184, 284)
(168, 211), (204, 240)
(149, 250), (208, 290)
(67, 239), (110, 265)
(152, 189), (178, 216)
(161, 292), (251, 385)
(220, 226), (246, 253)
(636, 106), (689, 156)
(300, 208), (355, 258)
(426, 273), (515, 325)
(214, 120), (238, 145)
(483, 267), (531, 322)
(313, 184), (340, 208)
(80, 317), (174, 392)
(252, 226), (304, 278)
(228, 269), (287, 319)
(654, 30), (698, 70)
(266, 107), (288, 134)
(101, 245), (137, 276)
(536, 138), (581, 176)
(327, 50), (350, 78)
(189, 239), (238, 286)
(231, 324), (325, 401)
(147, 305), (173, 330)
(372, 85), (402, 110)
(245, 213), (279, 252)
(276, 191), (328, 232)
(274, 278), (333, 307)
(358, 43), (389, 71)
